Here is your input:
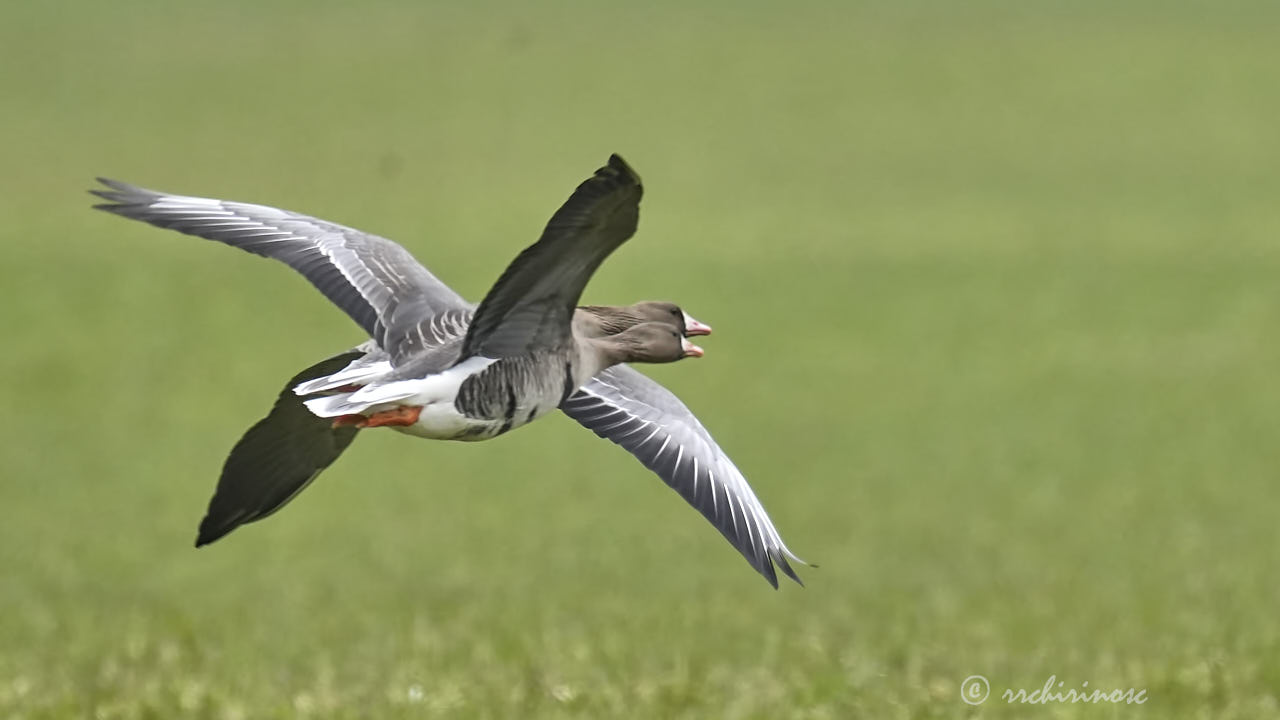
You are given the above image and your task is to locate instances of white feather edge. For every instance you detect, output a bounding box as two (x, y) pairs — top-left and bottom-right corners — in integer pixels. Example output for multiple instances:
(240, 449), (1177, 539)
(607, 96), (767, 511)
(293, 359), (393, 395)
(303, 356), (496, 418)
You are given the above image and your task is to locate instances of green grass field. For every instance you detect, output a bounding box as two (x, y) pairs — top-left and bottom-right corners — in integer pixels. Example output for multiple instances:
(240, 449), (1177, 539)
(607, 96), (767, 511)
(3, 1), (1279, 717)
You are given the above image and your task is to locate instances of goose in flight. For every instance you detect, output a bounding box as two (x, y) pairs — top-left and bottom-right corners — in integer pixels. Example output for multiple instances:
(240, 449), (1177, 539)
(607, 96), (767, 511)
(92, 155), (805, 587)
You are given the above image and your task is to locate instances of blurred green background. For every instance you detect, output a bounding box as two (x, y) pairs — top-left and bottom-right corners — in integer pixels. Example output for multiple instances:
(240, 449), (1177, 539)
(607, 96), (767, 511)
(3, 1), (1279, 717)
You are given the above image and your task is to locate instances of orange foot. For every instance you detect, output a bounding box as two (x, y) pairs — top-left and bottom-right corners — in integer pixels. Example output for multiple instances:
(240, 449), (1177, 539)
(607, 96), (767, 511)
(332, 414), (368, 429)
(339, 405), (423, 430)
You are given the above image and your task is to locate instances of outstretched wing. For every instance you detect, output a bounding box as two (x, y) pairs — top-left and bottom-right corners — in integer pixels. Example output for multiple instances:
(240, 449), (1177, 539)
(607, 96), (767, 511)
(561, 365), (806, 588)
(92, 179), (469, 354)
(460, 155), (643, 359)
(196, 351), (364, 547)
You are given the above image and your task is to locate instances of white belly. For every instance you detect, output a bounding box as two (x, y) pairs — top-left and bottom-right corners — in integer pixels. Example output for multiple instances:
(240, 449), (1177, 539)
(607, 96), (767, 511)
(393, 401), (504, 441)
(395, 387), (562, 441)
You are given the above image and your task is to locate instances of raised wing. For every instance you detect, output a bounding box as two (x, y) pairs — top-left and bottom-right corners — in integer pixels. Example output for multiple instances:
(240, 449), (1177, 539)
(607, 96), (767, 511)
(196, 351), (365, 546)
(561, 365), (806, 588)
(91, 179), (469, 354)
(460, 154), (643, 359)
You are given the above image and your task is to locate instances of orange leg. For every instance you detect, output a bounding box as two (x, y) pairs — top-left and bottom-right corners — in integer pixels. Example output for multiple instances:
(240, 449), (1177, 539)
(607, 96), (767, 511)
(362, 405), (423, 428)
(331, 406), (423, 429)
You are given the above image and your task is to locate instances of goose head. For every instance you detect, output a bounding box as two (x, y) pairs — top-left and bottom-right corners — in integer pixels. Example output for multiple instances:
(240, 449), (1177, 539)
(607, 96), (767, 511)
(578, 302), (712, 338)
(596, 321), (705, 365)
(630, 301), (713, 337)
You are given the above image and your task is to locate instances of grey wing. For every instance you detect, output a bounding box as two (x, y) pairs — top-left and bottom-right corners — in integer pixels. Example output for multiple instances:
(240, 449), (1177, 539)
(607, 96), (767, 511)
(461, 154), (643, 359)
(91, 179), (469, 352)
(560, 365), (806, 588)
(196, 351), (364, 547)
(384, 306), (475, 369)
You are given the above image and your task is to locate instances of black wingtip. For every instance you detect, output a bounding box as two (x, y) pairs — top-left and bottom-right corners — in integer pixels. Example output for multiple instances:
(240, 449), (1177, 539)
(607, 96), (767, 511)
(757, 554), (781, 589)
(196, 504), (250, 547)
(90, 180), (131, 208)
(194, 520), (232, 548)
(775, 553), (805, 588)
(90, 178), (158, 211)
(91, 177), (125, 198)
(604, 154), (641, 186)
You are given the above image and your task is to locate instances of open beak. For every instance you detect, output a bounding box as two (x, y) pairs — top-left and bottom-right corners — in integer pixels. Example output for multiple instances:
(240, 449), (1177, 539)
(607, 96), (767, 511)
(681, 338), (704, 358)
(682, 312), (713, 337)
